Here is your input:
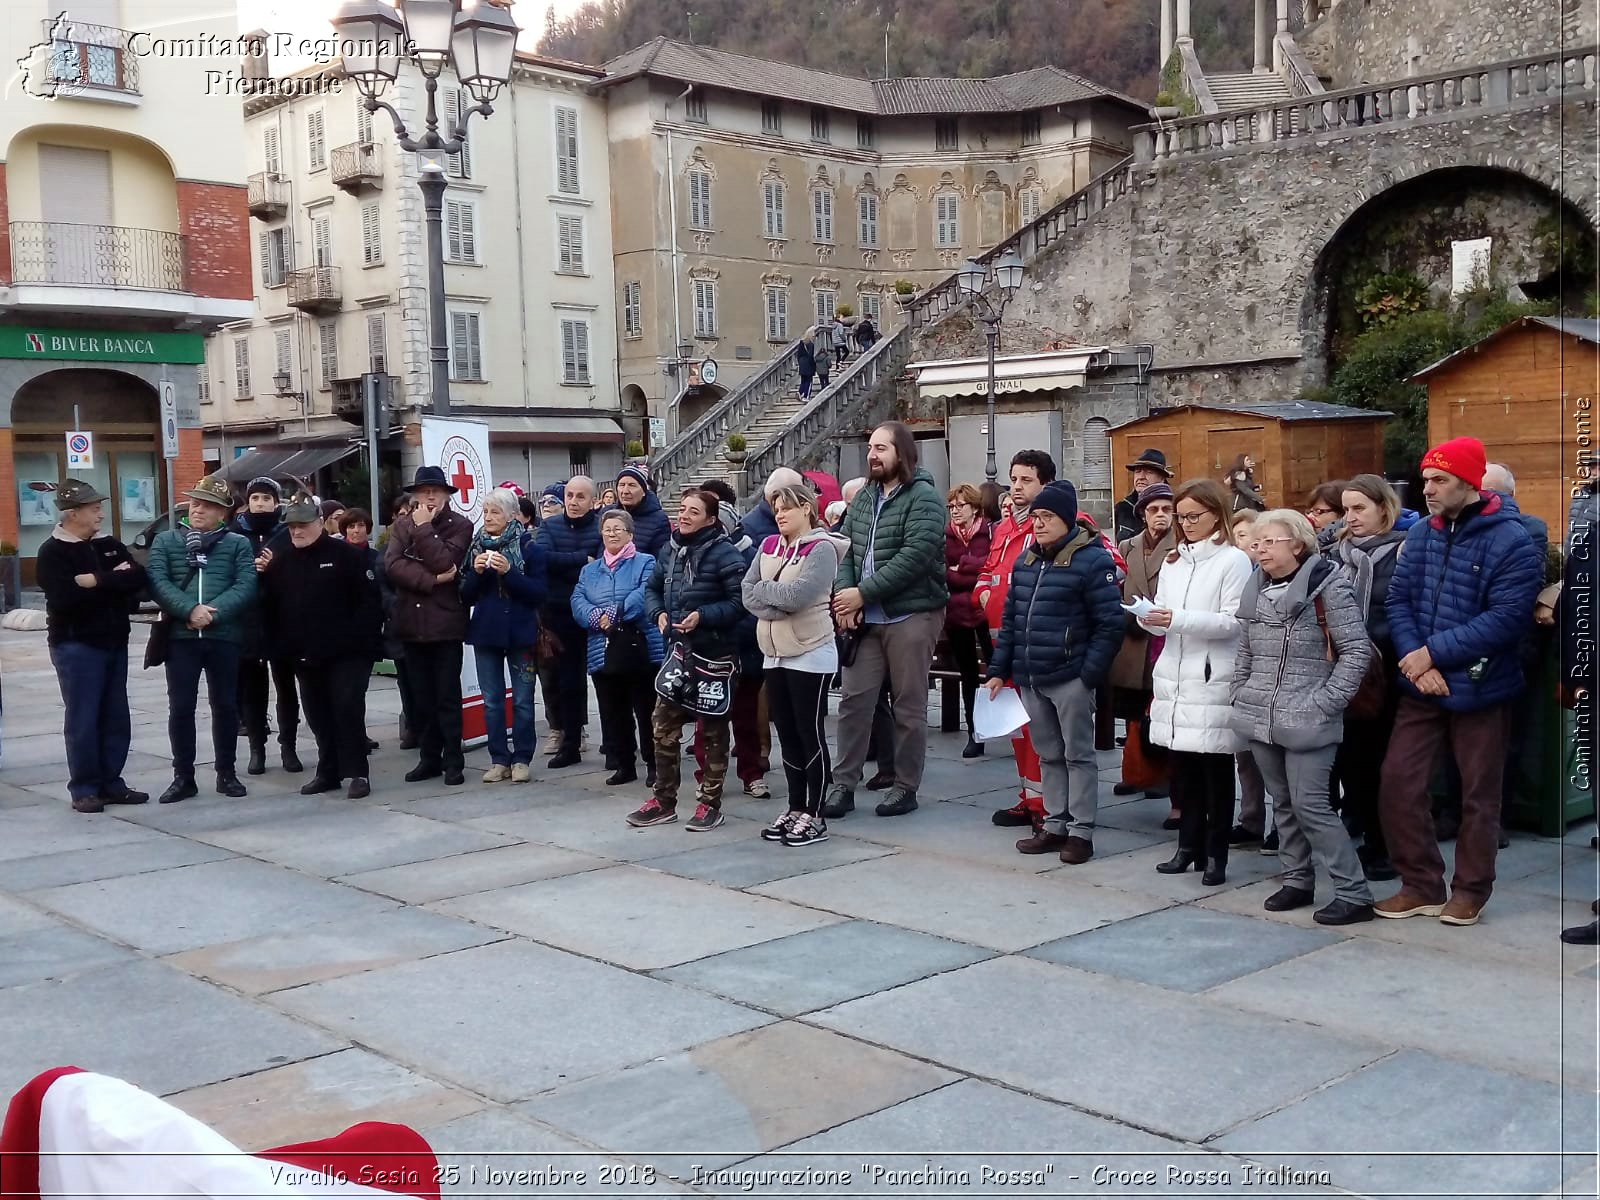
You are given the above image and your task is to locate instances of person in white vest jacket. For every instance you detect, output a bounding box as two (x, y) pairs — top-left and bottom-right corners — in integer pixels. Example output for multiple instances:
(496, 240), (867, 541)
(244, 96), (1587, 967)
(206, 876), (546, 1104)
(1139, 478), (1254, 885)
(741, 484), (850, 846)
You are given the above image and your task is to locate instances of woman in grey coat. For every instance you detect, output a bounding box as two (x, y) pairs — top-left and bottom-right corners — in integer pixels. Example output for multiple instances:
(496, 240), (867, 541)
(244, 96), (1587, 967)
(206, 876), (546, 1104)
(1232, 509), (1376, 926)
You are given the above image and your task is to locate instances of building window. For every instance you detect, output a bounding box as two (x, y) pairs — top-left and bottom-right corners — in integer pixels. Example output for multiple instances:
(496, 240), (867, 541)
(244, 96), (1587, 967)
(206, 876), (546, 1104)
(273, 326), (292, 376)
(693, 279), (717, 338)
(445, 199), (478, 263)
(935, 117), (958, 151)
(811, 188), (833, 242)
(857, 116), (876, 149)
(763, 180), (786, 239)
(557, 213), (586, 274)
(366, 310), (387, 373)
(263, 125), (281, 174)
(859, 291), (882, 325)
(554, 105), (580, 194)
(311, 212), (332, 267)
(450, 309), (484, 381)
(809, 106), (830, 143)
(1083, 417), (1112, 490)
(935, 193), (960, 247)
(684, 89), (706, 123)
(560, 318), (591, 384)
(858, 193), (879, 248)
(762, 100), (782, 135)
(764, 285), (788, 341)
(443, 87), (472, 178)
(813, 289), (836, 325)
(361, 201), (381, 266)
(1021, 111), (1042, 146)
(357, 99), (374, 145)
(260, 227), (289, 287)
(233, 336), (251, 398)
(198, 373), (211, 403)
(318, 319), (338, 387)
(1020, 187), (1044, 225)
(307, 108), (326, 170)
(622, 280), (642, 339)
(688, 169), (713, 230)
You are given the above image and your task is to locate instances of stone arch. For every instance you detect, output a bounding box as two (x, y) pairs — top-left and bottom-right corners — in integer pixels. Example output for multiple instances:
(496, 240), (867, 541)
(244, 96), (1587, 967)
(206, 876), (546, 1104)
(677, 383), (727, 431)
(1290, 156), (1600, 384)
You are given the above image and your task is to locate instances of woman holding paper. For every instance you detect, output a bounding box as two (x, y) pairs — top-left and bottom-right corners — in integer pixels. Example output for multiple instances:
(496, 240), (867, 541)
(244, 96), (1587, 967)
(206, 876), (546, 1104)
(1140, 479), (1254, 885)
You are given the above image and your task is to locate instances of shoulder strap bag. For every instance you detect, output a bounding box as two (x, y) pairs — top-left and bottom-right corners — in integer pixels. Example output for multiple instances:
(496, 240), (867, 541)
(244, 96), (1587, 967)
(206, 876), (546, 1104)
(144, 565), (198, 670)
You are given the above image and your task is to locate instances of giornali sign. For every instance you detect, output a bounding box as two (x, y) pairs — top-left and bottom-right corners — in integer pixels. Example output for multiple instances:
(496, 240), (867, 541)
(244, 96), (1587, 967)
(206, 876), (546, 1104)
(0, 327), (205, 364)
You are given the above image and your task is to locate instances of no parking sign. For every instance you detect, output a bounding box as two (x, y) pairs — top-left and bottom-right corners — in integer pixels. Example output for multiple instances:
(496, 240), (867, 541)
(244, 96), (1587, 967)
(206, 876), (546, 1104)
(65, 430), (92, 470)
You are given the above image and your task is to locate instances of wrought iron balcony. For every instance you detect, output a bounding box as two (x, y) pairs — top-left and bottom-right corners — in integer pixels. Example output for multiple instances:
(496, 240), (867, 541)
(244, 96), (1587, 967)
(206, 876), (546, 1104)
(331, 141), (383, 192)
(247, 172), (289, 219)
(40, 18), (138, 95)
(8, 221), (186, 291)
(286, 265), (342, 312)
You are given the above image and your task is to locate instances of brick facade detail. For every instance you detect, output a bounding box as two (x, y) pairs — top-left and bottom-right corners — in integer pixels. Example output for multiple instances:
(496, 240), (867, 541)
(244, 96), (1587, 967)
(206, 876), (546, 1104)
(175, 427), (206, 499)
(177, 181), (251, 301)
(0, 430), (18, 550)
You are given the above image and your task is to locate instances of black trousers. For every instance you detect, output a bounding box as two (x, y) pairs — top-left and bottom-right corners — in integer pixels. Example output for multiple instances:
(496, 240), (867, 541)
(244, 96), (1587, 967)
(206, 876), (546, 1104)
(767, 667), (832, 815)
(548, 609), (590, 751)
(166, 637), (241, 778)
(945, 624), (992, 735)
(593, 669), (654, 769)
(1170, 749), (1236, 866)
(297, 657), (372, 781)
(238, 655), (300, 747)
(400, 640), (464, 773)
(864, 681), (895, 774)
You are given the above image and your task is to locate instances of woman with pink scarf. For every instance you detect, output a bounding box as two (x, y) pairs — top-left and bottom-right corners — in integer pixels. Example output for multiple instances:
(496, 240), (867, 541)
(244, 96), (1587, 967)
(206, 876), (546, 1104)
(573, 509), (665, 787)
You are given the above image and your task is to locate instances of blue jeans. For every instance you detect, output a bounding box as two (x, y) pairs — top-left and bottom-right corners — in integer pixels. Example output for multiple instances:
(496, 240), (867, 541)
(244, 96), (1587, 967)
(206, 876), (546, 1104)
(52, 642), (132, 802)
(475, 646), (537, 765)
(165, 637), (241, 777)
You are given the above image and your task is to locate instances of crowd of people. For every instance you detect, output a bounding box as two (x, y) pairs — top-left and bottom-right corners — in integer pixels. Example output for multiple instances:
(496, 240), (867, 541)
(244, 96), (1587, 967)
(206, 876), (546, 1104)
(36, 423), (1595, 935)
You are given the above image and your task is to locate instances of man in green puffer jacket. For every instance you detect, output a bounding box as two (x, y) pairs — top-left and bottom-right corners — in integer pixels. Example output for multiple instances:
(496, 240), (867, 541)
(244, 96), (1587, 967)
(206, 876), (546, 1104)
(147, 474), (257, 805)
(826, 421), (949, 819)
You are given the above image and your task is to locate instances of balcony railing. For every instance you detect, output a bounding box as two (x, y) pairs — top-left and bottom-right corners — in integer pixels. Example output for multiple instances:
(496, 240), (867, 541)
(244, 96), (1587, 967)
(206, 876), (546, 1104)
(246, 171), (289, 219)
(331, 142), (382, 191)
(9, 221), (185, 291)
(287, 265), (342, 312)
(41, 18), (138, 95)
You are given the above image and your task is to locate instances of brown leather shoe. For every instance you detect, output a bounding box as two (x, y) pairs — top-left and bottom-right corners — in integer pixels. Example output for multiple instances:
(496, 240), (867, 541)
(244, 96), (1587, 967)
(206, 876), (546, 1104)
(1016, 830), (1069, 855)
(70, 795), (105, 814)
(1439, 894), (1484, 926)
(1059, 836), (1094, 865)
(1373, 889), (1445, 919)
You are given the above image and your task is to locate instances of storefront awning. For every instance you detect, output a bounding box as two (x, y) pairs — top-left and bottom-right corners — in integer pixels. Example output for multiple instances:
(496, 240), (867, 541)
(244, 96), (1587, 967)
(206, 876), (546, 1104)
(216, 439), (360, 484)
(481, 415), (625, 444)
(910, 349), (1104, 400)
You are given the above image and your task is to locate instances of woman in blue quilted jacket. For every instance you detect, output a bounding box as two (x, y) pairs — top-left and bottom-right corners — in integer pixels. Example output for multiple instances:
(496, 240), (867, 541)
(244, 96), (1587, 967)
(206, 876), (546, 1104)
(573, 509), (663, 789)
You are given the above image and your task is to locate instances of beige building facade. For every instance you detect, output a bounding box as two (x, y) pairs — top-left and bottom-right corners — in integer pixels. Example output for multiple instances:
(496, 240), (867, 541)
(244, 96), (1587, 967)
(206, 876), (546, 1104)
(595, 39), (1147, 441)
(206, 48), (623, 497)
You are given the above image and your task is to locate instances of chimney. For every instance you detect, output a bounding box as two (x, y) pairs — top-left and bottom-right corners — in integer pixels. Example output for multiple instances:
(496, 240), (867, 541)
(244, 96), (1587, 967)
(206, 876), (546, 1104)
(240, 28), (269, 91)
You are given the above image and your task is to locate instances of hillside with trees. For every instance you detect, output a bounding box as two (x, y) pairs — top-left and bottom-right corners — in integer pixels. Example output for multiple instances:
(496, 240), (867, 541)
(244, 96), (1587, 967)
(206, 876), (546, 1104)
(538, 0), (1253, 99)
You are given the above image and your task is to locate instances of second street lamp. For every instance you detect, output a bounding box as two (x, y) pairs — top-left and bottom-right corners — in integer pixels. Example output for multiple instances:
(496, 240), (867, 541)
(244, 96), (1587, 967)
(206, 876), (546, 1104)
(957, 247), (1026, 483)
(332, 0), (519, 417)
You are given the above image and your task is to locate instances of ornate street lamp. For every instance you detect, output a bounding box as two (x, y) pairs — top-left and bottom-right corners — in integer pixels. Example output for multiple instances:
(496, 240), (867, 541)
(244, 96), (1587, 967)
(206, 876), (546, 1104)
(332, 0), (519, 415)
(957, 247), (1027, 482)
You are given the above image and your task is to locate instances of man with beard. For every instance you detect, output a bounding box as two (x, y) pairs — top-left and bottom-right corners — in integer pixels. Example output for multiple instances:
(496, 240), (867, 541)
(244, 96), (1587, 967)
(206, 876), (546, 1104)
(258, 492), (382, 798)
(535, 474), (603, 768)
(233, 477), (300, 776)
(824, 422), (948, 819)
(610, 465), (670, 557)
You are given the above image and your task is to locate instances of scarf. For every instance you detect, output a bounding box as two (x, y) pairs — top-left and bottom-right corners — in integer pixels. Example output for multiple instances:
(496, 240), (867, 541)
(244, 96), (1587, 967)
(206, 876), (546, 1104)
(950, 515), (983, 544)
(604, 541), (637, 569)
(467, 525), (526, 594)
(184, 526), (229, 569)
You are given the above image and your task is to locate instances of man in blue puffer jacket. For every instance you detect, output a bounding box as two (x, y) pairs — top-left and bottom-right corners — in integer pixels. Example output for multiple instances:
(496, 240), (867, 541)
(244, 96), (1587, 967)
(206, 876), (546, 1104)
(1376, 437), (1543, 927)
(984, 481), (1123, 866)
(534, 476), (603, 768)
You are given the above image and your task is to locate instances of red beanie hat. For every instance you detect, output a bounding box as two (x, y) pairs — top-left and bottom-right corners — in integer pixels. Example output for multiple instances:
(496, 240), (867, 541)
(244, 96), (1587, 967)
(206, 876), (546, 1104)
(1420, 436), (1487, 489)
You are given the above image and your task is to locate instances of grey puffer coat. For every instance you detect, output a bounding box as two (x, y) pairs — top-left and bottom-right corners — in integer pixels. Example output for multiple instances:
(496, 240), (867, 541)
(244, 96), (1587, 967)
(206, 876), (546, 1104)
(1230, 555), (1374, 751)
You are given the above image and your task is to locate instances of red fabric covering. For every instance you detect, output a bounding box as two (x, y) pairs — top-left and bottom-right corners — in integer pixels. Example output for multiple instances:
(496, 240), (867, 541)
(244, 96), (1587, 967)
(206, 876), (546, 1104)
(0, 1066), (85, 1200)
(259, 1123), (441, 1200)
(803, 471), (842, 508)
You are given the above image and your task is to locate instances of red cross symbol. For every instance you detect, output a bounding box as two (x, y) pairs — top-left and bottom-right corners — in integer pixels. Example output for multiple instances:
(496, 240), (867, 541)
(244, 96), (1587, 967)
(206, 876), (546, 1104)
(450, 458), (475, 505)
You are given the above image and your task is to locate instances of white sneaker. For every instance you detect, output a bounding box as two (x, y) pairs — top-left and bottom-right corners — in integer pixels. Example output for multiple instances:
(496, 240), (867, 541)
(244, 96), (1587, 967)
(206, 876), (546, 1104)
(482, 764), (511, 783)
(511, 762), (531, 783)
(579, 732), (591, 753)
(542, 730), (562, 755)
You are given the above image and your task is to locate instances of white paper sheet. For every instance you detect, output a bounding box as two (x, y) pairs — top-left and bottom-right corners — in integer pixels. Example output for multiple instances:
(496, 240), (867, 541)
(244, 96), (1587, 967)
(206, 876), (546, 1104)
(974, 687), (1030, 741)
(1121, 595), (1156, 620)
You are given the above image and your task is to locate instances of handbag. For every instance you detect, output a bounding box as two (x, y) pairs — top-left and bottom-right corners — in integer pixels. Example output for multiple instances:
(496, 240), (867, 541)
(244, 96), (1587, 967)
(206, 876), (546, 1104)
(535, 625), (563, 665)
(602, 621), (652, 676)
(1313, 595), (1387, 720)
(144, 565), (198, 670)
(653, 641), (740, 717)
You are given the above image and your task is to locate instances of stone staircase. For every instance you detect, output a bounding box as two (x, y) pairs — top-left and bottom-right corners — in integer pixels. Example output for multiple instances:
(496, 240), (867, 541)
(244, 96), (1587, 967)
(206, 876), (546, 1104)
(1204, 70), (1293, 110)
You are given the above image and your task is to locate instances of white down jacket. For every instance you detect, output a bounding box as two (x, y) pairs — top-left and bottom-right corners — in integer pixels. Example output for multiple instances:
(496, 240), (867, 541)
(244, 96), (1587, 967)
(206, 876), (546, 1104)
(1139, 536), (1254, 755)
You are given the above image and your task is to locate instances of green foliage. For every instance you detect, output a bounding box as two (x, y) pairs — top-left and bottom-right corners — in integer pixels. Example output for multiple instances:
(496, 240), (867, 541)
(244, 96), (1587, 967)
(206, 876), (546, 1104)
(626, 438), (645, 456)
(1159, 47), (1183, 96)
(725, 432), (747, 453)
(894, 278), (918, 295)
(835, 302), (854, 318)
(1353, 271), (1431, 330)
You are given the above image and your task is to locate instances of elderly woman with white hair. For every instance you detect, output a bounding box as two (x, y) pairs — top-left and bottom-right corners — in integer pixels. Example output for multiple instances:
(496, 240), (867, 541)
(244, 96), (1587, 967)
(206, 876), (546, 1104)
(1231, 508), (1376, 925)
(462, 488), (549, 782)
(741, 467), (805, 545)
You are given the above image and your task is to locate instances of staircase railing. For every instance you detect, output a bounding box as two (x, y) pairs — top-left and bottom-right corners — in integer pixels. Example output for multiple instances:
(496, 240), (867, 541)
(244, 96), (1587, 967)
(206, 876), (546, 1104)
(1275, 32), (1325, 96)
(653, 338), (800, 493)
(1136, 44), (1597, 161)
(1178, 41), (1220, 114)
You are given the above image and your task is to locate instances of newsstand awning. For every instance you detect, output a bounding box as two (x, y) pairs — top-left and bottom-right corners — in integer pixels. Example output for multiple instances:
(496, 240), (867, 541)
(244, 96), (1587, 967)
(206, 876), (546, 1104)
(909, 348), (1104, 399)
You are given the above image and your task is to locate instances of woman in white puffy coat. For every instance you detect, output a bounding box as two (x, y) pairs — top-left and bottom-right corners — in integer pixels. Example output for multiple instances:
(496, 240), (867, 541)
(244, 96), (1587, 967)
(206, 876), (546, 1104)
(1139, 479), (1254, 885)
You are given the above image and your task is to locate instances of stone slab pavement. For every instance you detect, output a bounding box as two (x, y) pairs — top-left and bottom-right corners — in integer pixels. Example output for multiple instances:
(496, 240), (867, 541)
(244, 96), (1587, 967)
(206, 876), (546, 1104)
(1, 625), (1595, 1197)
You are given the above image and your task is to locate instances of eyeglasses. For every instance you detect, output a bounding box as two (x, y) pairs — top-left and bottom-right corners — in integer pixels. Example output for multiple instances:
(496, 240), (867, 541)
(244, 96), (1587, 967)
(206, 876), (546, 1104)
(1175, 511), (1213, 525)
(1257, 536), (1295, 547)
(1307, 507), (1338, 518)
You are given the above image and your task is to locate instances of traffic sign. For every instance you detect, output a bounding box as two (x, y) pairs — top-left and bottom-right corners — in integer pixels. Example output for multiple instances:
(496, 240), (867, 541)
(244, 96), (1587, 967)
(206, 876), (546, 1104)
(160, 381), (178, 460)
(66, 430), (93, 469)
